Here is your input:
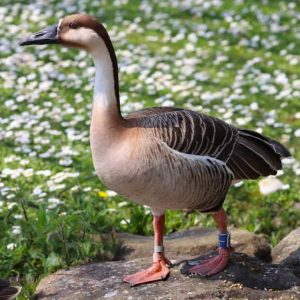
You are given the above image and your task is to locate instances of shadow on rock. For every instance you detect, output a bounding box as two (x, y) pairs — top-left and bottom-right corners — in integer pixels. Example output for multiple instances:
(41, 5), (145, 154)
(113, 245), (134, 261)
(181, 251), (300, 290)
(279, 247), (300, 278)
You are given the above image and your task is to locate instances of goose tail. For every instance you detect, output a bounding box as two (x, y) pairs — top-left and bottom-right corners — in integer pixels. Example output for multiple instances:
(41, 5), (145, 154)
(270, 139), (291, 158)
(227, 129), (291, 180)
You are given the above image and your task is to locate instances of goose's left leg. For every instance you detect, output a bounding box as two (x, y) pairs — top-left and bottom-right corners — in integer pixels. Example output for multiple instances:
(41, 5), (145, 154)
(123, 212), (172, 286)
(188, 208), (231, 277)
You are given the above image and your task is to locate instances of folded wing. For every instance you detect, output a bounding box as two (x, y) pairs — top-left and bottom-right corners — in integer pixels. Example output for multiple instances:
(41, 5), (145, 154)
(126, 107), (290, 180)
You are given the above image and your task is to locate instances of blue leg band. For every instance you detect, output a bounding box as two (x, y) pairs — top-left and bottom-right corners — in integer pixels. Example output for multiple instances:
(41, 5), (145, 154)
(218, 232), (231, 249)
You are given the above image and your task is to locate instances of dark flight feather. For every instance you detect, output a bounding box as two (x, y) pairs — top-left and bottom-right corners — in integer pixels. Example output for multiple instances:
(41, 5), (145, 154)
(126, 107), (290, 181)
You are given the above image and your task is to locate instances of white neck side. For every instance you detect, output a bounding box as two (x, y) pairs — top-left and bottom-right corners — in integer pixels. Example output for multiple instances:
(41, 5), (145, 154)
(91, 45), (117, 112)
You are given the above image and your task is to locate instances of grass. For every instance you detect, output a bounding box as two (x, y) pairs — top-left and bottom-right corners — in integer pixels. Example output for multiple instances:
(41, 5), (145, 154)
(0, 0), (299, 298)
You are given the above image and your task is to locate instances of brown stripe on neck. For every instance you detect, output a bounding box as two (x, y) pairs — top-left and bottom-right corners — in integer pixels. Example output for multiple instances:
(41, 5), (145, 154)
(92, 23), (121, 115)
(65, 15), (121, 115)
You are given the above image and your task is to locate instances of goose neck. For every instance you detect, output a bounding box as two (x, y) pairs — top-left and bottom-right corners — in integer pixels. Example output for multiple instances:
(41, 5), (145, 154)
(90, 38), (122, 120)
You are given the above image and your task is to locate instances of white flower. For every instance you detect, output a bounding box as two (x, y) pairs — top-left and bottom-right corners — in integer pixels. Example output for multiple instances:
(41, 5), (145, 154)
(48, 197), (61, 204)
(162, 100), (175, 107)
(12, 225), (21, 235)
(107, 190), (117, 197)
(250, 102), (258, 110)
(276, 170), (284, 177)
(14, 214), (23, 220)
(70, 185), (79, 192)
(120, 219), (129, 225)
(236, 117), (250, 126)
(23, 169), (34, 177)
(259, 177), (284, 195)
(7, 243), (17, 250)
(233, 181), (244, 188)
(48, 197), (62, 209)
(4, 155), (19, 163)
(7, 202), (17, 209)
(118, 201), (128, 208)
(47, 183), (66, 192)
(36, 170), (51, 176)
(59, 158), (73, 166)
(282, 157), (295, 165)
(275, 73), (288, 85)
(33, 187), (43, 195)
(294, 167), (300, 176)
(292, 80), (300, 90)
(289, 57), (298, 65)
(294, 129), (300, 137)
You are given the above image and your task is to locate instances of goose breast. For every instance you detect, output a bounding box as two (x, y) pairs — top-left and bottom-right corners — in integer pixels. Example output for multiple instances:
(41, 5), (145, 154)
(93, 131), (233, 213)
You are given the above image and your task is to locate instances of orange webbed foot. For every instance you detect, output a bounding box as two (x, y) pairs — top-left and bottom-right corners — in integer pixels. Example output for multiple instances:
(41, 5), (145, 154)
(188, 248), (230, 277)
(123, 256), (171, 286)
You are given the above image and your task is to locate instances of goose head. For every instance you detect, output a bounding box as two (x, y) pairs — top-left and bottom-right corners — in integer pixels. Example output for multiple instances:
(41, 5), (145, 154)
(20, 14), (121, 113)
(19, 14), (111, 53)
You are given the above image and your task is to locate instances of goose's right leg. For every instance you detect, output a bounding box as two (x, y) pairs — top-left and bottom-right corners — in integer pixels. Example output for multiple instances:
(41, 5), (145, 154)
(123, 212), (172, 286)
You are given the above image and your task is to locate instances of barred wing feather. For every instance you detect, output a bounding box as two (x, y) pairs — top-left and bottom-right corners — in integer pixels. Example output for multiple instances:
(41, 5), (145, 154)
(126, 107), (290, 180)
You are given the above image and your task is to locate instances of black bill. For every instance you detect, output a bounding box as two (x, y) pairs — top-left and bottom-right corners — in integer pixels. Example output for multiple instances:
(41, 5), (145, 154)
(19, 25), (59, 46)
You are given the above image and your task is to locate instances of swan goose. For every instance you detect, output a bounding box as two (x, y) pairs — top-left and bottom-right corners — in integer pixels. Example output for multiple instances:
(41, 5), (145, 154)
(20, 14), (290, 285)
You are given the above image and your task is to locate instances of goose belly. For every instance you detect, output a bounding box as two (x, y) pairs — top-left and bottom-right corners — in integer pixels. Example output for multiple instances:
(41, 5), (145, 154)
(94, 142), (233, 212)
(127, 158), (231, 212)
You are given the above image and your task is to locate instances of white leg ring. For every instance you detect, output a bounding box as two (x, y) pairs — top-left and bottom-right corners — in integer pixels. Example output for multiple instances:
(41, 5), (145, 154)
(154, 245), (164, 253)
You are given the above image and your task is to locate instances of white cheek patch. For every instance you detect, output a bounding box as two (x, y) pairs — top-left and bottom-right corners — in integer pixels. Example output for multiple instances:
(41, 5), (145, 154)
(57, 19), (63, 38)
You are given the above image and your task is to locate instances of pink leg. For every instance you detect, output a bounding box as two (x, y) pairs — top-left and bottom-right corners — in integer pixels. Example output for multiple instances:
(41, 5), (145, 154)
(188, 208), (231, 277)
(123, 213), (171, 286)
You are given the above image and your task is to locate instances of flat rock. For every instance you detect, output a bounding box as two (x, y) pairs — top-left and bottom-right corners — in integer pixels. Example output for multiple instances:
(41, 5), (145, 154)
(116, 227), (271, 262)
(34, 228), (300, 300)
(35, 252), (300, 300)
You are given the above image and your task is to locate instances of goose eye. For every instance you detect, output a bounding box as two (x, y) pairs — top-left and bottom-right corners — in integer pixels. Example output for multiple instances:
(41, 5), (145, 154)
(69, 22), (79, 29)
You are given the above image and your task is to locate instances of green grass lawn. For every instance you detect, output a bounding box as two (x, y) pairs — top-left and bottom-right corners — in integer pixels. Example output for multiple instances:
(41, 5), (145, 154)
(0, 0), (300, 298)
